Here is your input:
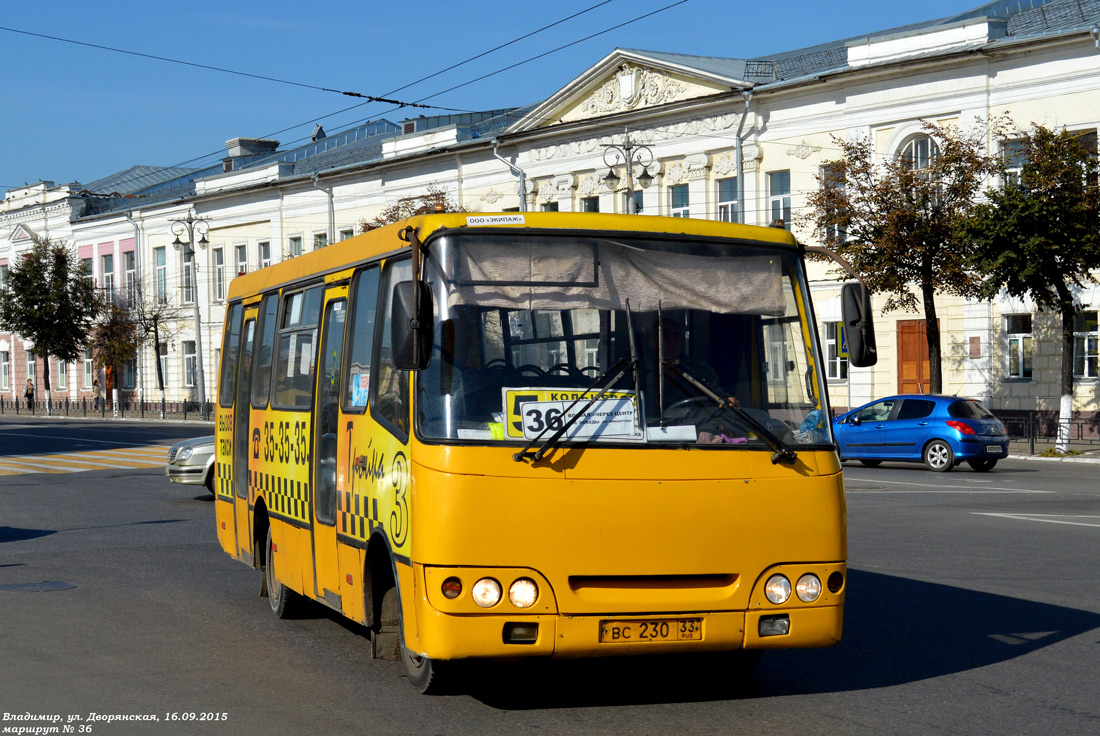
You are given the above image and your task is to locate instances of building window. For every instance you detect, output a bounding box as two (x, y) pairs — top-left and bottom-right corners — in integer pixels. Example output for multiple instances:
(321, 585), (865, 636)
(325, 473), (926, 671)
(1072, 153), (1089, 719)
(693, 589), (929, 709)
(182, 252), (194, 304)
(124, 357), (137, 389)
(581, 197), (599, 212)
(259, 241), (271, 269)
(1002, 139), (1027, 187)
(0, 350), (9, 390)
(83, 348), (94, 390)
(541, 202), (559, 212)
(123, 251), (136, 307)
(154, 247), (167, 305)
(183, 341), (197, 387)
(0, 263), (9, 291)
(717, 178), (739, 223)
(767, 171), (791, 229)
(625, 190), (644, 215)
(819, 163), (847, 244)
(825, 322), (848, 380)
(101, 253), (114, 295)
(157, 343), (168, 388)
(1005, 314), (1033, 379)
(313, 232), (328, 250)
(213, 248), (225, 301)
(234, 244), (247, 276)
(669, 184), (689, 218)
(339, 227), (354, 241)
(901, 135), (939, 184)
(56, 360), (68, 390)
(27, 354), (36, 387)
(82, 257), (94, 287)
(1073, 310), (1098, 378)
(288, 236), (303, 258)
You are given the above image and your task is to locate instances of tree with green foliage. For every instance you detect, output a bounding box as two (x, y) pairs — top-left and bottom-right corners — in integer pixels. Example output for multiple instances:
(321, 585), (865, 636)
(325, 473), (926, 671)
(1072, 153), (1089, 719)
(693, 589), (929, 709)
(965, 125), (1100, 451)
(0, 234), (101, 411)
(805, 120), (1002, 393)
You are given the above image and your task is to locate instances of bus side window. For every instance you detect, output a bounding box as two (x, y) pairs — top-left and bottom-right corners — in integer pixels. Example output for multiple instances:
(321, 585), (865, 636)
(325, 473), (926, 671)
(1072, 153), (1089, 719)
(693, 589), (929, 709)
(219, 303), (243, 407)
(273, 285), (324, 410)
(372, 259), (413, 438)
(343, 267), (381, 412)
(250, 294), (279, 409)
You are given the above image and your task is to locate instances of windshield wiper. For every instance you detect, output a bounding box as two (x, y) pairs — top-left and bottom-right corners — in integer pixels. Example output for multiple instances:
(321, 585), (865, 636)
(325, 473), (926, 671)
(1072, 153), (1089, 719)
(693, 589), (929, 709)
(512, 356), (636, 464)
(662, 361), (798, 465)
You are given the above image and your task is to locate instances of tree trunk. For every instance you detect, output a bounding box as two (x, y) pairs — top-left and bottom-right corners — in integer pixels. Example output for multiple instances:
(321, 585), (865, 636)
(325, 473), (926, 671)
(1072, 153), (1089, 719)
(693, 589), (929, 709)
(41, 354), (52, 415)
(922, 282), (942, 395)
(1057, 295), (1076, 453)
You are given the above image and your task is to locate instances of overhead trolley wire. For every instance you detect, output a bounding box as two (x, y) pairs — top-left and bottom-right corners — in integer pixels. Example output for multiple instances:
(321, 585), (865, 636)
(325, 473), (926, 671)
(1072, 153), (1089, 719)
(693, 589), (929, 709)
(0, 24), (435, 110)
(25, 0), (693, 198)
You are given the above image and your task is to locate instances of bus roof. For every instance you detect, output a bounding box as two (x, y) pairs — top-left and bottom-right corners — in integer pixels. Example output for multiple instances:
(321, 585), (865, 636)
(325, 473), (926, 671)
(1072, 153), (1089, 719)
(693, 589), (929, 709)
(225, 212), (799, 302)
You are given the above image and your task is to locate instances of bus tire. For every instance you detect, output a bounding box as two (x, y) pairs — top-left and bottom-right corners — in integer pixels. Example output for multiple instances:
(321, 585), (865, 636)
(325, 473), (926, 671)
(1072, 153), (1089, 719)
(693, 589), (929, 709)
(265, 525), (303, 619)
(378, 573), (449, 694)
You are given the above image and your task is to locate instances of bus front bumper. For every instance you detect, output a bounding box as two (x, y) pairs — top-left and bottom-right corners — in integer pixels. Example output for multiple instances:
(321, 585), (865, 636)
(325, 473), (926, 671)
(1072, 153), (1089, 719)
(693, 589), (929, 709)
(411, 604), (843, 661)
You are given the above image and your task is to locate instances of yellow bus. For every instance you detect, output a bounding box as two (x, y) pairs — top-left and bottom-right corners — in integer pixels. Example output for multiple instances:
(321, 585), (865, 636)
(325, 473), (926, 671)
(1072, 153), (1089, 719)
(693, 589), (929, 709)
(214, 212), (876, 693)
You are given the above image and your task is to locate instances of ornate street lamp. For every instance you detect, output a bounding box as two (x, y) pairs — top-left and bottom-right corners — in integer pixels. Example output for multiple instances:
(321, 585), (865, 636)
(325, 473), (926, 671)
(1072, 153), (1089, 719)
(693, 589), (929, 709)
(602, 131), (654, 214)
(170, 213), (210, 420)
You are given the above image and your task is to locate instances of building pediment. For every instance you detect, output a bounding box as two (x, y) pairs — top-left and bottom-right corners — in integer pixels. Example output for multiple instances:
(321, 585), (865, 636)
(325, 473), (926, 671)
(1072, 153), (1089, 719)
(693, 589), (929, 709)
(509, 49), (756, 133)
(10, 224), (37, 244)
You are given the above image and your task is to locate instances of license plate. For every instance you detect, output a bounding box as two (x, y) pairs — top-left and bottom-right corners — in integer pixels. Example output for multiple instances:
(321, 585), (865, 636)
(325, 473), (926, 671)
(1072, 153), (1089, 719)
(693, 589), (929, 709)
(599, 618), (702, 644)
(986, 444), (1003, 453)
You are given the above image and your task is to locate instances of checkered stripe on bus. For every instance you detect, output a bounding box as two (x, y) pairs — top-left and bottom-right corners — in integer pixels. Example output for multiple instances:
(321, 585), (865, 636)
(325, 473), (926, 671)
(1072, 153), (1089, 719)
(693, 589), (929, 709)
(252, 469), (311, 524)
(340, 490), (380, 541)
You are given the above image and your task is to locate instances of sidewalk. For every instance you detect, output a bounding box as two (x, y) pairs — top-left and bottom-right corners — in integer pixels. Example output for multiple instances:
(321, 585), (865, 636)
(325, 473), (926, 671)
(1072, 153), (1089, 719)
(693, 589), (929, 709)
(1008, 437), (1100, 463)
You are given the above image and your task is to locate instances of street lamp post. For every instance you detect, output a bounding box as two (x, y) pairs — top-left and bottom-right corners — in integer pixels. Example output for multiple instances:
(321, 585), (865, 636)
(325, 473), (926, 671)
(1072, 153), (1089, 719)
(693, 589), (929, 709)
(170, 213), (210, 420)
(602, 131), (654, 214)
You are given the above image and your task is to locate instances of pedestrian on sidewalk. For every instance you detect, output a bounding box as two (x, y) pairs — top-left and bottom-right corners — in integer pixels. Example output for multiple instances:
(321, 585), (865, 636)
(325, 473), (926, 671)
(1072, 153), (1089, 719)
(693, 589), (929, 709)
(24, 378), (35, 410)
(93, 378), (103, 411)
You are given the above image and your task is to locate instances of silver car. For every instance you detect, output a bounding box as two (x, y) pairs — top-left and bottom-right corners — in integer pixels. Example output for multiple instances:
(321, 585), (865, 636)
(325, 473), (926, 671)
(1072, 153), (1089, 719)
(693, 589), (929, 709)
(165, 436), (216, 493)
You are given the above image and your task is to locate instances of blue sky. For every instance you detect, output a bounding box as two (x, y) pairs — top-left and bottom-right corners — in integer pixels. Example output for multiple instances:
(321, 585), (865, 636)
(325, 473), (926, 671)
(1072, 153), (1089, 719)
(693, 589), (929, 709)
(0, 0), (975, 194)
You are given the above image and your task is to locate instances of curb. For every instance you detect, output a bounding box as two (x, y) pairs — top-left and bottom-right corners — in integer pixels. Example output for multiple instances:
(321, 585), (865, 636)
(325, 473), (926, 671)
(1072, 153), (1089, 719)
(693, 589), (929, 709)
(1007, 452), (1100, 464)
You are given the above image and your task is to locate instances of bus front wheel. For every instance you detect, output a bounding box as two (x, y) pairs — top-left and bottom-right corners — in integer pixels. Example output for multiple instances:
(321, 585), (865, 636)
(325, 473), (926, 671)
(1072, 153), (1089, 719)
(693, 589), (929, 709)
(379, 579), (448, 694)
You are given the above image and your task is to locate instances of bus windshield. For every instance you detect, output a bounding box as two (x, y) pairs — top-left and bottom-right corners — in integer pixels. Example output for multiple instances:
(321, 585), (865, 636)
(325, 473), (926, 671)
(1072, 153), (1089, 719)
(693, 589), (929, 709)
(417, 232), (831, 450)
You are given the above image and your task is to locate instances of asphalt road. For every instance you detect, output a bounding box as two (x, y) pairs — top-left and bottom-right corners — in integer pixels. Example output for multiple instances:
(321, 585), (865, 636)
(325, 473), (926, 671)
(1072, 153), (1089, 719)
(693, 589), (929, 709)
(1, 418), (1098, 735)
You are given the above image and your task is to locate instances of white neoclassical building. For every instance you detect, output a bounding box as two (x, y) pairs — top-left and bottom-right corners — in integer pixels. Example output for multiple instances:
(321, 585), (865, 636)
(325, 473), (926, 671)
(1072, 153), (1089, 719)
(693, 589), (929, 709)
(2, 0), (1099, 427)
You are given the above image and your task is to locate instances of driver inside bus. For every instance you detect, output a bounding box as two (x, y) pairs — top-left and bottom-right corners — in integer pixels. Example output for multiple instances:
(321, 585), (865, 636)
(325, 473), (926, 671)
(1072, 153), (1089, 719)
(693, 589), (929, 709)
(647, 317), (740, 413)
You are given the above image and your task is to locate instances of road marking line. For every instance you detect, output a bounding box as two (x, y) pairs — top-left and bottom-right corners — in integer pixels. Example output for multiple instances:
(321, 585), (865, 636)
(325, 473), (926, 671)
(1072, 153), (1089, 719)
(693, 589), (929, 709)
(0, 467), (31, 475)
(972, 513), (1100, 528)
(74, 451), (164, 465)
(844, 478), (1052, 494)
(45, 453), (159, 469)
(0, 459), (69, 473)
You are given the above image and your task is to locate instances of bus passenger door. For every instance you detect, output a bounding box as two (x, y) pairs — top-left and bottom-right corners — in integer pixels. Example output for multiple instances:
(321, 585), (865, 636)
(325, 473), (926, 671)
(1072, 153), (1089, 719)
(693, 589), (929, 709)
(312, 288), (348, 607)
(233, 313), (257, 560)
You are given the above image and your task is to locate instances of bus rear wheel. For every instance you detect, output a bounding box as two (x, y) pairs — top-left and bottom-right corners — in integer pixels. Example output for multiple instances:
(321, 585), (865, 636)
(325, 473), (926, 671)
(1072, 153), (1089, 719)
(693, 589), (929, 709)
(265, 526), (303, 619)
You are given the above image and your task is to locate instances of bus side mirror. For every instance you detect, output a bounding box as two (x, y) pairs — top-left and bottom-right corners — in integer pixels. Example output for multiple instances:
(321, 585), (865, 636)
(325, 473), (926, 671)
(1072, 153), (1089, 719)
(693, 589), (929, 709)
(841, 282), (877, 368)
(391, 280), (434, 371)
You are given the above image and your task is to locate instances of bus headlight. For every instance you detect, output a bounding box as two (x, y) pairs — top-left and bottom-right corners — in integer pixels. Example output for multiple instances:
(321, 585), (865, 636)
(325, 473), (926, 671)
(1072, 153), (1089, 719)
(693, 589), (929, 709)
(472, 578), (502, 608)
(764, 574), (791, 604)
(508, 578), (538, 608)
(796, 574), (822, 602)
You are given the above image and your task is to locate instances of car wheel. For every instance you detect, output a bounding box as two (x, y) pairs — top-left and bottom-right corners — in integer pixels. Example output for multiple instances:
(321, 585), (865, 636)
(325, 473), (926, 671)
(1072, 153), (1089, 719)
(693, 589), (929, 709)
(204, 467), (215, 494)
(967, 458), (998, 472)
(859, 459), (883, 467)
(923, 440), (955, 472)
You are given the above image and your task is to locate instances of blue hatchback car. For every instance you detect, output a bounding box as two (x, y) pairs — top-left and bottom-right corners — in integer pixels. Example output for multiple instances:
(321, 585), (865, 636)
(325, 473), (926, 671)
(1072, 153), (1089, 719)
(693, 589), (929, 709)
(833, 395), (1009, 472)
